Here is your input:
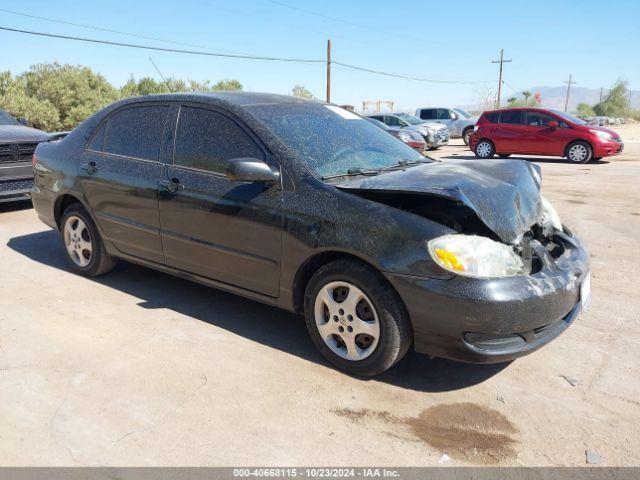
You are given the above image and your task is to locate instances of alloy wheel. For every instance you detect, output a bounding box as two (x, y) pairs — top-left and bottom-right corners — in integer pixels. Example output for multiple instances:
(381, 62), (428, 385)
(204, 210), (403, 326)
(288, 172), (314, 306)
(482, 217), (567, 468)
(313, 281), (380, 361)
(64, 215), (93, 267)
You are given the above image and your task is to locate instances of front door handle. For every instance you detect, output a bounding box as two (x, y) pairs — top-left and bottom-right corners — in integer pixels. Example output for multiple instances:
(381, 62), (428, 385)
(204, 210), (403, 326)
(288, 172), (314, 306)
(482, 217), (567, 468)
(81, 161), (98, 174)
(160, 177), (184, 194)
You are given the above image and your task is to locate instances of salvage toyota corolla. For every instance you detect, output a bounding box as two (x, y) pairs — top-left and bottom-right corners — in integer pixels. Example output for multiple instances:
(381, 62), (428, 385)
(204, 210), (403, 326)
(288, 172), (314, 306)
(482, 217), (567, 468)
(31, 93), (591, 376)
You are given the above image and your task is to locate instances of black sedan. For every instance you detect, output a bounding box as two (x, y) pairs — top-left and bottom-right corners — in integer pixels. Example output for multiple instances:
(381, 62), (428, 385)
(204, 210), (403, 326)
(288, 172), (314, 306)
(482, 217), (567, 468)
(31, 93), (590, 376)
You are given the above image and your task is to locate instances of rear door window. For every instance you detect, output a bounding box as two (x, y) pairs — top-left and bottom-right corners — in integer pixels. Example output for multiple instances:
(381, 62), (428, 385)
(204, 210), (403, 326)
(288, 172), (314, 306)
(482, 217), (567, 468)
(419, 109), (436, 120)
(436, 109), (450, 120)
(174, 106), (264, 174)
(484, 112), (499, 123)
(498, 110), (523, 125)
(96, 105), (169, 161)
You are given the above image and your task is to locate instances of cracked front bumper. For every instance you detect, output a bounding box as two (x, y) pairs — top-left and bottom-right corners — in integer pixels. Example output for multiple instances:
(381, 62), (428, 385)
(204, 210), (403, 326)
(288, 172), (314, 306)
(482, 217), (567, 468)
(384, 232), (590, 363)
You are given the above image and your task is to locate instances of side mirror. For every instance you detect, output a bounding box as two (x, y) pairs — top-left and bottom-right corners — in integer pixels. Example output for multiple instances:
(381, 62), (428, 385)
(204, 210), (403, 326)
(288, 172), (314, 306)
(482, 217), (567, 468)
(225, 158), (279, 183)
(548, 120), (559, 129)
(18, 117), (29, 126)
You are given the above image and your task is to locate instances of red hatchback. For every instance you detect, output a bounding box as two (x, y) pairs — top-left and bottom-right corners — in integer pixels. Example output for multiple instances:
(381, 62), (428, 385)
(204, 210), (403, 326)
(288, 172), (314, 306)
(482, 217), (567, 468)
(470, 107), (624, 163)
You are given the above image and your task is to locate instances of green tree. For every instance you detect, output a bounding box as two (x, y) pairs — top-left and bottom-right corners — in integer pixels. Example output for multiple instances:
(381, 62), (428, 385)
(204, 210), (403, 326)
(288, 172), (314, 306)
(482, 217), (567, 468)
(0, 71), (60, 131)
(20, 62), (119, 129)
(211, 79), (243, 91)
(576, 102), (595, 117)
(593, 80), (630, 117)
(507, 91), (541, 108)
(292, 84), (314, 99)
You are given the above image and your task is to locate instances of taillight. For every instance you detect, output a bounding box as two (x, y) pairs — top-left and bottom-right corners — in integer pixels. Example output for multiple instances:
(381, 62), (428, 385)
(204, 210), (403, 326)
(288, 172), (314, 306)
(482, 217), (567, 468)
(32, 152), (38, 167)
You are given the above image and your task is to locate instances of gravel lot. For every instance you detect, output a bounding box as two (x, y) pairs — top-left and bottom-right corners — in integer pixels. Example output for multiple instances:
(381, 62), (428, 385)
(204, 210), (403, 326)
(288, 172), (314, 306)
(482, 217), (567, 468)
(1, 136), (639, 467)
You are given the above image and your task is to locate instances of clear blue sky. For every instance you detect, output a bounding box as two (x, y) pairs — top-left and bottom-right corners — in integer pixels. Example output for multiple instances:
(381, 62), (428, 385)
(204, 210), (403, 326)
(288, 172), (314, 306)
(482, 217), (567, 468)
(1, 0), (638, 110)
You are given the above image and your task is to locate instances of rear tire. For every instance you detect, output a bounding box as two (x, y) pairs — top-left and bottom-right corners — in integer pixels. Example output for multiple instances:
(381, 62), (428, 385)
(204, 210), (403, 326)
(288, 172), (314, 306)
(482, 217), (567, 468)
(462, 128), (473, 145)
(303, 259), (412, 377)
(474, 139), (495, 159)
(566, 141), (593, 164)
(60, 203), (116, 277)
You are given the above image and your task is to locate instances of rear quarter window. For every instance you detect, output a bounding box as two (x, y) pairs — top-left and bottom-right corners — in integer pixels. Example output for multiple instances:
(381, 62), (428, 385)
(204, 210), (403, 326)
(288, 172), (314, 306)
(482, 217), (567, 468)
(419, 109), (436, 120)
(483, 112), (499, 123)
(498, 110), (523, 125)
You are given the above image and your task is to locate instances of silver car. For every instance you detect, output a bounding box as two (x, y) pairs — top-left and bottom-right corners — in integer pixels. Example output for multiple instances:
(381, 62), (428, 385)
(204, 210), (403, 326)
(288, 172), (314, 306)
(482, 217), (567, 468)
(415, 107), (478, 145)
(365, 112), (449, 149)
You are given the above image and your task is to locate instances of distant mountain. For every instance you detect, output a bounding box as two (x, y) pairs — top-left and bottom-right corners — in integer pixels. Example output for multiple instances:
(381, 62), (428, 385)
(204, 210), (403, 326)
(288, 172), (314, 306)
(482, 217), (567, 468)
(525, 86), (640, 111)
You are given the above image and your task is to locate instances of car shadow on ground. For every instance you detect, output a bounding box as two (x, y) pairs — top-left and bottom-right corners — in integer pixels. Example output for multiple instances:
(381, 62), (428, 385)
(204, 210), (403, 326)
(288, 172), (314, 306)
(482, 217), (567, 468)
(438, 151), (611, 164)
(7, 229), (510, 393)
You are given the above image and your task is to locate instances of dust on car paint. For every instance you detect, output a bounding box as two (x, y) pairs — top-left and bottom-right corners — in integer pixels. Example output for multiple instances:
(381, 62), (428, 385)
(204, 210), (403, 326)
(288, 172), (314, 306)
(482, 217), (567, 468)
(333, 402), (518, 464)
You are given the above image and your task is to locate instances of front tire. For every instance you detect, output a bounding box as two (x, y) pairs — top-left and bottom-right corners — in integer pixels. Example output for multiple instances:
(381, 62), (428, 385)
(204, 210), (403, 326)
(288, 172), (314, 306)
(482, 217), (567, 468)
(474, 139), (495, 159)
(303, 259), (412, 377)
(60, 203), (116, 277)
(462, 128), (473, 145)
(566, 141), (593, 164)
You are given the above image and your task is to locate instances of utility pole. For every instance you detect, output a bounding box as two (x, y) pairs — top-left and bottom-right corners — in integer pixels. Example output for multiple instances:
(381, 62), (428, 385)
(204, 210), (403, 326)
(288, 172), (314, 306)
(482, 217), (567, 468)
(599, 87), (604, 104)
(491, 49), (512, 109)
(326, 39), (331, 103)
(563, 74), (574, 112)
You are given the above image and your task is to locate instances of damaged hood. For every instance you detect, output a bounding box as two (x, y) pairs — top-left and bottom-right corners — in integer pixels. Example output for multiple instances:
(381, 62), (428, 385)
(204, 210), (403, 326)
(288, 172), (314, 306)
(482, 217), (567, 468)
(334, 159), (542, 244)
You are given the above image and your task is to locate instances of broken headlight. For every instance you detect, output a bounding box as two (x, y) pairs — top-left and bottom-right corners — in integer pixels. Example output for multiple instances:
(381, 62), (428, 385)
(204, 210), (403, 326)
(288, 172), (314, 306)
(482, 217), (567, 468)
(540, 195), (562, 231)
(427, 235), (528, 278)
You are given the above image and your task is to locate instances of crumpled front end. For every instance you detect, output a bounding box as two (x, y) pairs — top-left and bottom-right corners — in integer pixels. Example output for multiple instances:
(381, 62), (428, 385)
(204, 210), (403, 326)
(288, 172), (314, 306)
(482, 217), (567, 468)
(385, 227), (590, 363)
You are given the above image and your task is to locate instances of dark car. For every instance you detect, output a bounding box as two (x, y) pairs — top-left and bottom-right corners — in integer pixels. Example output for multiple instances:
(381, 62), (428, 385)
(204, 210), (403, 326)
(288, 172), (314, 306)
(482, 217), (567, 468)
(0, 110), (53, 202)
(31, 93), (591, 376)
(470, 107), (623, 163)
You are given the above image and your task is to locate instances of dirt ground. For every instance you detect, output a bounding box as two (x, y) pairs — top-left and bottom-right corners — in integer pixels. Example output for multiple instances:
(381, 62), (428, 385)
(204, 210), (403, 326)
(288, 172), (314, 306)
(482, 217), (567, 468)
(1, 133), (639, 467)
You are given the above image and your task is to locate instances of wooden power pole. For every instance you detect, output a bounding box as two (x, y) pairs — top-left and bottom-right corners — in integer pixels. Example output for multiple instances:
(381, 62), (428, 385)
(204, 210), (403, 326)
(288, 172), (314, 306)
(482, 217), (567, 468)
(564, 74), (574, 112)
(326, 39), (331, 103)
(491, 49), (512, 109)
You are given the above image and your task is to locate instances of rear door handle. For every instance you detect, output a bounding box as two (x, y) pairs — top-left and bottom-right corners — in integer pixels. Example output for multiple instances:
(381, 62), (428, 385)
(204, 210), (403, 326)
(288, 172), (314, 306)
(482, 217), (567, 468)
(81, 161), (98, 174)
(160, 177), (184, 194)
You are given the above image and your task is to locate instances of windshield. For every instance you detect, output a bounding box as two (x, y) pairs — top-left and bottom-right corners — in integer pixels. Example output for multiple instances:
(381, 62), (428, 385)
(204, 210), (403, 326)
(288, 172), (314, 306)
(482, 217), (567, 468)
(550, 109), (587, 125)
(395, 112), (425, 125)
(0, 110), (20, 126)
(454, 108), (472, 118)
(249, 103), (425, 178)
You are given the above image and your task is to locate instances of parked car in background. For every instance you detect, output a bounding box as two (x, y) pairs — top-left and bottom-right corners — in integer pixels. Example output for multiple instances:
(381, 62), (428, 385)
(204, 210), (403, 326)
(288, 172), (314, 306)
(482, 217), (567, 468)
(470, 107), (624, 163)
(365, 117), (427, 151)
(415, 107), (478, 145)
(365, 112), (449, 149)
(32, 93), (590, 376)
(0, 109), (55, 203)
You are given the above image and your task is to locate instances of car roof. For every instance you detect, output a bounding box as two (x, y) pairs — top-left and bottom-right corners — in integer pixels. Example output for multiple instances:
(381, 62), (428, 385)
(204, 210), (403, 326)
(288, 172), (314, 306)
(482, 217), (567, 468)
(484, 107), (553, 114)
(114, 91), (314, 109)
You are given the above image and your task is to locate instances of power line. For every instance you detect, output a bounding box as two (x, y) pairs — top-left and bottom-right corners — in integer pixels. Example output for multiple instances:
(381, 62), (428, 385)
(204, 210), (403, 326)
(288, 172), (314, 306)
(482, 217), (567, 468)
(0, 25), (324, 63)
(264, 0), (442, 45)
(0, 7), (247, 56)
(333, 61), (492, 85)
(0, 25), (492, 85)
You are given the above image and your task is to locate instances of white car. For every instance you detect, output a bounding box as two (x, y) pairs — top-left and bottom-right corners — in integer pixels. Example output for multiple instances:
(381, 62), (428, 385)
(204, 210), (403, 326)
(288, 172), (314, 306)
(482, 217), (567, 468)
(415, 107), (478, 145)
(365, 112), (449, 149)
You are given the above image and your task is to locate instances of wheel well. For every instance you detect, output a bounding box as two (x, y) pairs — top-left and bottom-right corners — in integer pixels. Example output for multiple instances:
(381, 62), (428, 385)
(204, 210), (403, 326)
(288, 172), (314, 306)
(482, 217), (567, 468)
(462, 126), (473, 134)
(564, 139), (593, 157)
(54, 194), (82, 229)
(291, 251), (381, 314)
